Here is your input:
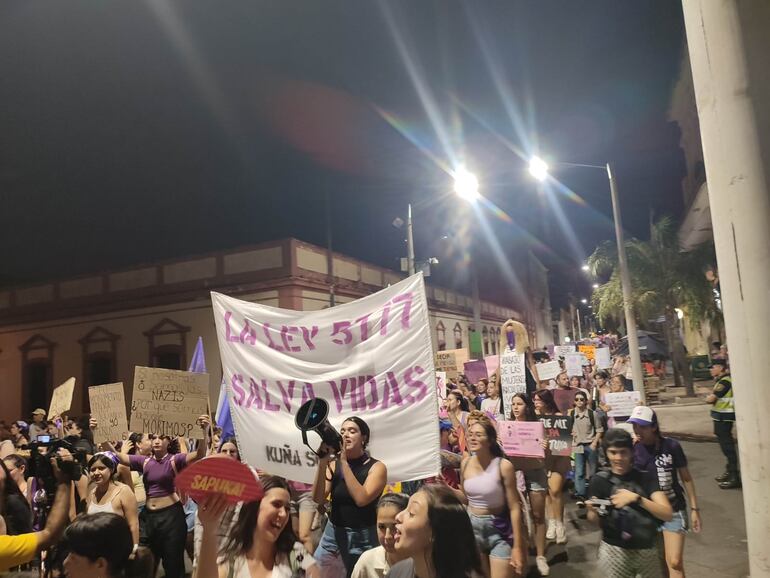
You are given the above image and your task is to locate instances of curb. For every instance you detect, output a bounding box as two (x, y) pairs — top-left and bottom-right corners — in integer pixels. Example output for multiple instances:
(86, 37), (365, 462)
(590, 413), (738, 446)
(668, 431), (717, 443)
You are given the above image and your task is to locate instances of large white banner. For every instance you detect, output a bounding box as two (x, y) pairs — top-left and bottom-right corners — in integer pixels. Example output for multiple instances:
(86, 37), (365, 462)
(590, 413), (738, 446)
(212, 274), (440, 484)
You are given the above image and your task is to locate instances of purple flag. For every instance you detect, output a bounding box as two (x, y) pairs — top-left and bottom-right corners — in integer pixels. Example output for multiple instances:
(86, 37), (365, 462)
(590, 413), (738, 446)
(188, 337), (207, 374)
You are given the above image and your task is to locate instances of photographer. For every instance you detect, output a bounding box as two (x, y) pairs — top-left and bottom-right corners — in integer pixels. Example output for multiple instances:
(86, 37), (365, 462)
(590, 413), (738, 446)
(0, 448), (73, 572)
(586, 428), (672, 578)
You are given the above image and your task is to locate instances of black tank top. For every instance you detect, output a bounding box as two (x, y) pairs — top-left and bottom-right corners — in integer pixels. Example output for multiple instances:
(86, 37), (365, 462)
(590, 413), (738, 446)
(329, 454), (379, 528)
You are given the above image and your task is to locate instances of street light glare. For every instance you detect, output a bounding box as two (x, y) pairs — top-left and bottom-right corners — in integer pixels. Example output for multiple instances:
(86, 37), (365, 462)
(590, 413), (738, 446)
(529, 156), (549, 182)
(454, 167), (480, 203)
(581, 298), (588, 304)
(581, 264), (590, 272)
(592, 283), (599, 289)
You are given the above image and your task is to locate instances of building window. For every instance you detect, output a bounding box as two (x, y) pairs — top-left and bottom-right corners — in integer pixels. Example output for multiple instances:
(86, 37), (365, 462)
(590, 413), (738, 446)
(482, 327), (490, 355)
(79, 326), (120, 413)
(19, 334), (56, 417)
(144, 318), (190, 370)
(436, 321), (446, 351)
(454, 323), (463, 349)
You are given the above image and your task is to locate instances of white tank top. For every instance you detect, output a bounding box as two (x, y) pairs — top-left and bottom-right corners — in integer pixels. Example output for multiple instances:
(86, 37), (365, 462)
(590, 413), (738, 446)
(88, 486), (119, 515)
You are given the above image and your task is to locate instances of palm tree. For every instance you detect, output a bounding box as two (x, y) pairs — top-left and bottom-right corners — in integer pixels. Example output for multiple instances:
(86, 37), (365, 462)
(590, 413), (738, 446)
(587, 216), (720, 396)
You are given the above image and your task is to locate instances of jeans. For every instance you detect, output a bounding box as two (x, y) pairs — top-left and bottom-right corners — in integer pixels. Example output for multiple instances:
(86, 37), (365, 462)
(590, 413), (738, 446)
(315, 519), (378, 578)
(139, 502), (187, 578)
(574, 443), (597, 497)
(713, 420), (738, 475)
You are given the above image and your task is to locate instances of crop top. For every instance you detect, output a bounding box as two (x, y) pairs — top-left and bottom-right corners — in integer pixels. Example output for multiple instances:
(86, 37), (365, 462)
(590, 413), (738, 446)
(128, 453), (187, 498)
(463, 457), (506, 510)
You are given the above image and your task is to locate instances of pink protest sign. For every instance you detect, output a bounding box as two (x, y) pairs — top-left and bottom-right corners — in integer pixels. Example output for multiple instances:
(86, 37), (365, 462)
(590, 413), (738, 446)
(484, 355), (500, 377)
(463, 360), (489, 383)
(498, 420), (545, 458)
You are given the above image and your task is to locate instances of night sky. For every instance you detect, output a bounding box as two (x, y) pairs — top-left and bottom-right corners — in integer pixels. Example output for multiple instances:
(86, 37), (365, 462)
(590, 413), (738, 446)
(0, 1), (686, 309)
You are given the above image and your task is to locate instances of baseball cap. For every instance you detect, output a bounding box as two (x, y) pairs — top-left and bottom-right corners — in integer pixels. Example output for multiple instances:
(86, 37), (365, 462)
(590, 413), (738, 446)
(32, 408), (46, 416)
(709, 358), (728, 369)
(627, 406), (657, 427)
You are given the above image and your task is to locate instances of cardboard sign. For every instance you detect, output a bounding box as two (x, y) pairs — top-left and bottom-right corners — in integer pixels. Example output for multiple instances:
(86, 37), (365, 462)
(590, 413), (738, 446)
(565, 353), (584, 377)
(129, 366), (210, 439)
(536, 360), (562, 381)
(499, 420), (545, 458)
(435, 348), (470, 380)
(605, 391), (641, 418)
(463, 360), (488, 384)
(499, 349), (527, 418)
(436, 372), (447, 412)
(484, 355), (500, 377)
(89, 382), (129, 445)
(48, 377), (76, 419)
(554, 345), (575, 359)
(578, 345), (596, 361)
(540, 415), (574, 457)
(175, 456), (263, 505)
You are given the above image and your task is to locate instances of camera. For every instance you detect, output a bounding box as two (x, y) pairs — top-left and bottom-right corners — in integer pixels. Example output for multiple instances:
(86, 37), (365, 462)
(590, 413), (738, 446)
(585, 498), (613, 516)
(25, 436), (86, 505)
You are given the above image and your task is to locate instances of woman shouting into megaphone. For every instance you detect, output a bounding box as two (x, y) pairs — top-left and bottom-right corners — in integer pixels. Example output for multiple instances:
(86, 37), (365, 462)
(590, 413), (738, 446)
(312, 416), (388, 578)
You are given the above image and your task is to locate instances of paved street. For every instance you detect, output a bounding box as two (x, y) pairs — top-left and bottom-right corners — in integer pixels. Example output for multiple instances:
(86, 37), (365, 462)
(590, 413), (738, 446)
(537, 440), (749, 577)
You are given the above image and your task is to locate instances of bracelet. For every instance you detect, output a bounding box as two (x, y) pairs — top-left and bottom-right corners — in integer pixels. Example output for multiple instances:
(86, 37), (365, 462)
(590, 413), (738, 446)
(691, 507), (700, 512)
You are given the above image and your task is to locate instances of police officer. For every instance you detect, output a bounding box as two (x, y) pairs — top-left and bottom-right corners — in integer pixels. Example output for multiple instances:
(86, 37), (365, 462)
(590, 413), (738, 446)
(705, 359), (740, 489)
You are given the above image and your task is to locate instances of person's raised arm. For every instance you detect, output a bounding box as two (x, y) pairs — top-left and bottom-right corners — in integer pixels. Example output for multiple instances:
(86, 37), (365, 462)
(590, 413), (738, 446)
(196, 494), (230, 578)
(186, 415), (210, 465)
(338, 455), (387, 508)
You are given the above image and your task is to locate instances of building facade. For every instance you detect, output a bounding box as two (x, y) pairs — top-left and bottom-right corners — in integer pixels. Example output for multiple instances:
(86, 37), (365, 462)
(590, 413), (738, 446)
(0, 238), (522, 422)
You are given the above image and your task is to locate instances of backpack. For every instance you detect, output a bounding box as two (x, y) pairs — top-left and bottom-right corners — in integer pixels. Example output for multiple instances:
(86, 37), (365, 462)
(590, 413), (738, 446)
(594, 469), (660, 546)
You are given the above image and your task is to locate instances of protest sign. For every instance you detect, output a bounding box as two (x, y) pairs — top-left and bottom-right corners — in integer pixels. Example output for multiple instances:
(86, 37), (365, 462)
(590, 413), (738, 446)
(48, 377), (75, 419)
(540, 415), (574, 456)
(434, 348), (469, 380)
(175, 457), (263, 505)
(578, 344), (596, 361)
(554, 345), (575, 359)
(499, 420), (545, 458)
(463, 360), (488, 384)
(605, 391), (641, 418)
(212, 274), (440, 484)
(565, 353), (584, 377)
(129, 367), (210, 439)
(499, 349), (527, 418)
(484, 355), (500, 377)
(536, 360), (561, 381)
(436, 371), (447, 412)
(89, 383), (129, 445)
(595, 347), (612, 369)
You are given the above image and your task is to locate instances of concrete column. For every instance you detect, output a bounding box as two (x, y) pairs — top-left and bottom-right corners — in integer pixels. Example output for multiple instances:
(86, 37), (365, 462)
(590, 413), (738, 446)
(682, 1), (770, 574)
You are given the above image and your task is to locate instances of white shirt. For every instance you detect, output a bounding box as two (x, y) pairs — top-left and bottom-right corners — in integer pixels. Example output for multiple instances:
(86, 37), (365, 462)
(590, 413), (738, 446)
(227, 543), (316, 578)
(352, 546), (390, 578)
(385, 559), (415, 578)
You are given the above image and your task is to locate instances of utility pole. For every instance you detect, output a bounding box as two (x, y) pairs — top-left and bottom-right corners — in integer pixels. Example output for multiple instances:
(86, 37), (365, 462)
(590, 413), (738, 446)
(325, 190), (335, 307)
(406, 203), (416, 276)
(682, 1), (770, 574)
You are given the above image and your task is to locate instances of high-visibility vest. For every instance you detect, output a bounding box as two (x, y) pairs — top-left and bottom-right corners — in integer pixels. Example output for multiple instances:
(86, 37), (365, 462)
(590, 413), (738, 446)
(713, 376), (734, 415)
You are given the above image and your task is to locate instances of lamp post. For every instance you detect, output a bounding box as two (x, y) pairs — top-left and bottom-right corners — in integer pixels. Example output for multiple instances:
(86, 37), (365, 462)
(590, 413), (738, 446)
(529, 157), (645, 401)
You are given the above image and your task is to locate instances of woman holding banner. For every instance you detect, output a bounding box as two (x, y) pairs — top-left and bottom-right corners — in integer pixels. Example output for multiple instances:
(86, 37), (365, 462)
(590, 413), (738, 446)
(312, 416), (387, 577)
(510, 393), (550, 576)
(532, 390), (568, 546)
(459, 416), (526, 578)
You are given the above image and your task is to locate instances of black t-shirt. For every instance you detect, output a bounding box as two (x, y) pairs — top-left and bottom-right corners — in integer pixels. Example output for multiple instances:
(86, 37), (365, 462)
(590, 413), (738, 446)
(588, 468), (662, 549)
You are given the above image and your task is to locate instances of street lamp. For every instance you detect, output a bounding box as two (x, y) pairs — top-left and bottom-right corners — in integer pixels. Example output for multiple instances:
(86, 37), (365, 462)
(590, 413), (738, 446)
(592, 283), (599, 289)
(529, 156), (646, 401)
(580, 298), (588, 304)
(581, 264), (590, 272)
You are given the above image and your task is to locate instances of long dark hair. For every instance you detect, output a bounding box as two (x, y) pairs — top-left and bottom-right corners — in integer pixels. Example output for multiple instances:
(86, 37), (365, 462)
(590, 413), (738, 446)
(510, 392), (538, 421)
(447, 390), (470, 413)
(466, 416), (504, 458)
(420, 484), (482, 578)
(127, 432), (146, 455)
(533, 389), (560, 414)
(63, 513), (153, 577)
(222, 476), (295, 558)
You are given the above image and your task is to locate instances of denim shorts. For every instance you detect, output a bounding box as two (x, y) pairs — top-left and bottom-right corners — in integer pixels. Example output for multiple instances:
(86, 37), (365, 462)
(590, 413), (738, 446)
(469, 512), (512, 559)
(523, 468), (548, 493)
(660, 510), (688, 534)
(315, 519), (378, 575)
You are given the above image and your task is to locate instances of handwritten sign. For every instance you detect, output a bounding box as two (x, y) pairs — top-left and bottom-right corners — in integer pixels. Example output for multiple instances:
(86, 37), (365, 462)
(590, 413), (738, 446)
(554, 345), (575, 359)
(540, 415), (574, 457)
(536, 360), (562, 381)
(605, 391), (641, 418)
(565, 353), (584, 377)
(435, 348), (470, 380)
(129, 366), (210, 439)
(48, 377), (75, 419)
(595, 346), (612, 369)
(175, 456), (263, 505)
(463, 360), (488, 384)
(89, 382), (129, 445)
(212, 274), (440, 484)
(499, 420), (545, 458)
(499, 349), (526, 418)
(578, 345), (596, 361)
